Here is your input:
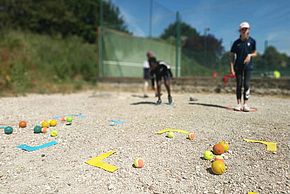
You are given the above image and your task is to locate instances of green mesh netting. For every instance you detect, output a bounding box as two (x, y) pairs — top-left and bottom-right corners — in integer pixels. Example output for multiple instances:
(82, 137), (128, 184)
(100, 28), (178, 77)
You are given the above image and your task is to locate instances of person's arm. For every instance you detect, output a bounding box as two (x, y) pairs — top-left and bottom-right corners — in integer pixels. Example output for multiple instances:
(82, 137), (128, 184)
(229, 41), (237, 76)
(150, 70), (155, 89)
(230, 52), (236, 76)
(244, 39), (257, 64)
(168, 68), (173, 78)
(244, 50), (257, 64)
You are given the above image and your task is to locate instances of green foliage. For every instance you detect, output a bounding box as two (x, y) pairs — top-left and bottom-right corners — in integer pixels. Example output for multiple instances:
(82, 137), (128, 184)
(217, 51), (231, 74)
(160, 21), (199, 39)
(0, 0), (128, 43)
(218, 46), (290, 77)
(251, 46), (290, 77)
(181, 52), (211, 76)
(260, 46), (289, 69)
(0, 30), (98, 94)
(160, 21), (224, 76)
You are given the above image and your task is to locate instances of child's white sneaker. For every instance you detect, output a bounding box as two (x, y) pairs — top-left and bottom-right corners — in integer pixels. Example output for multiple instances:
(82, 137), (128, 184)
(233, 104), (242, 111)
(243, 104), (250, 112)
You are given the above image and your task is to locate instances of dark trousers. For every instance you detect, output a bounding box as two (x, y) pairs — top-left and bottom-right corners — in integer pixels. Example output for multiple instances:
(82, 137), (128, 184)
(235, 69), (251, 101)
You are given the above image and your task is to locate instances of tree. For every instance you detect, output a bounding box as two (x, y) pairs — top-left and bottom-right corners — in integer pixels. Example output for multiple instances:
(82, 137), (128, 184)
(259, 46), (289, 70)
(160, 21), (199, 40)
(0, 0), (128, 43)
(160, 21), (224, 69)
(183, 34), (224, 56)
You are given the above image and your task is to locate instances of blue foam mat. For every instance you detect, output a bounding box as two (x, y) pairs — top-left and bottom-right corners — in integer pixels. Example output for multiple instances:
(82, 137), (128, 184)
(17, 141), (58, 151)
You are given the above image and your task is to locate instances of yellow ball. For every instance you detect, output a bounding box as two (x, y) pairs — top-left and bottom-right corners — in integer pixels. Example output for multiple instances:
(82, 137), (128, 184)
(49, 119), (57, 127)
(41, 121), (49, 128)
(203, 150), (214, 160)
(50, 130), (58, 137)
(219, 140), (229, 152)
(273, 70), (281, 79)
(211, 160), (226, 175)
(166, 131), (174, 138)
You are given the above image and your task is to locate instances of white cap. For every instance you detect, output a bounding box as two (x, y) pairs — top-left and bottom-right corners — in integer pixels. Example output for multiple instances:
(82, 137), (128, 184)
(239, 21), (250, 29)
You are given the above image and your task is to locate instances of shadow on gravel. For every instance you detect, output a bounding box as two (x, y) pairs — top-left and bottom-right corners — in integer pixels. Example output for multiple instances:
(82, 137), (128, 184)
(89, 93), (112, 98)
(189, 102), (228, 110)
(206, 167), (216, 175)
(131, 101), (156, 105)
(131, 94), (149, 98)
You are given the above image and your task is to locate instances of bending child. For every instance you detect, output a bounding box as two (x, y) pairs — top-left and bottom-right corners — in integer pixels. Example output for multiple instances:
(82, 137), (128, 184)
(148, 57), (173, 105)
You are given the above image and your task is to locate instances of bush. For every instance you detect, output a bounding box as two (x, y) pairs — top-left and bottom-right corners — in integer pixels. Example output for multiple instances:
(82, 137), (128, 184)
(0, 30), (98, 94)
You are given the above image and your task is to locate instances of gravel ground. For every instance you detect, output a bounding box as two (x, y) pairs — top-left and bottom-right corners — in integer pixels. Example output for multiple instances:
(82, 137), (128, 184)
(0, 90), (289, 194)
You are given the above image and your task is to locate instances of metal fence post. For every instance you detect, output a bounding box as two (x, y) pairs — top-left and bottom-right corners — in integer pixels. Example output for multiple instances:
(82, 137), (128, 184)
(175, 11), (181, 77)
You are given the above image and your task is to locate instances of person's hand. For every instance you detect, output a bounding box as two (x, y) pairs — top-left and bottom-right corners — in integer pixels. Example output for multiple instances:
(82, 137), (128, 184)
(230, 68), (235, 77)
(244, 54), (251, 64)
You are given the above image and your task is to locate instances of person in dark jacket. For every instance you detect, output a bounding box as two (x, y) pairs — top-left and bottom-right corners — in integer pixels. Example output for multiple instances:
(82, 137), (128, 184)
(230, 21), (257, 112)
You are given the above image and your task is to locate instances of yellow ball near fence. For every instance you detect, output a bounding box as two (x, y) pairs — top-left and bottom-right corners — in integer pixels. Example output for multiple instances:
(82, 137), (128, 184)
(273, 70), (280, 79)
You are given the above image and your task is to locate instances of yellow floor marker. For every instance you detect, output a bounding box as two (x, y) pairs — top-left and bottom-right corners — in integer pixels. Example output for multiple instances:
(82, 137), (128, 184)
(156, 128), (189, 135)
(85, 150), (118, 172)
(243, 139), (277, 152)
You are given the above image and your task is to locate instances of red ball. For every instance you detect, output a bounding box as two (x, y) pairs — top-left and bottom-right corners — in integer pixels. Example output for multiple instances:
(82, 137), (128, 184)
(134, 158), (144, 168)
(41, 127), (48, 133)
(213, 144), (225, 155)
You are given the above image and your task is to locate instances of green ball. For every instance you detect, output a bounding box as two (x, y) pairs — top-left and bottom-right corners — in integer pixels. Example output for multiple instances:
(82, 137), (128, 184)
(66, 116), (73, 123)
(166, 131), (174, 138)
(4, 126), (13, 134)
(34, 125), (42, 133)
(203, 150), (214, 160)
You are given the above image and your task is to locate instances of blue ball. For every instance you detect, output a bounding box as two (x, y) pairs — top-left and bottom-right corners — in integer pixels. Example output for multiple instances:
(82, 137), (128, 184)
(34, 125), (42, 133)
(4, 126), (13, 134)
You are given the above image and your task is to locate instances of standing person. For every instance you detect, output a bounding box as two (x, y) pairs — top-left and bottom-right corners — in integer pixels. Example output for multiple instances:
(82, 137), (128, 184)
(143, 51), (155, 97)
(148, 57), (173, 105)
(230, 21), (257, 112)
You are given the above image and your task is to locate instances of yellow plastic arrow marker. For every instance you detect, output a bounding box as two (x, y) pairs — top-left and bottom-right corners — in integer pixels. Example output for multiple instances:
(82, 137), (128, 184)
(243, 139), (277, 152)
(156, 128), (189, 135)
(85, 150), (118, 172)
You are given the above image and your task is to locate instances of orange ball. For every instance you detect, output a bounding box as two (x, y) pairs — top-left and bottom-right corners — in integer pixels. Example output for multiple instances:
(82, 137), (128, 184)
(19, 121), (27, 128)
(187, 132), (196, 140)
(213, 143), (225, 155)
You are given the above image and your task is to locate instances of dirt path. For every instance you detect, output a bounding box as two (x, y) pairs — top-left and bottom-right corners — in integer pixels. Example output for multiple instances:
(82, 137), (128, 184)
(0, 91), (289, 193)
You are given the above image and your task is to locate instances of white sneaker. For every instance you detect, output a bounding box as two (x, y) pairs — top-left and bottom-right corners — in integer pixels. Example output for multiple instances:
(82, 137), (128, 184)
(243, 104), (250, 112)
(233, 104), (242, 111)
